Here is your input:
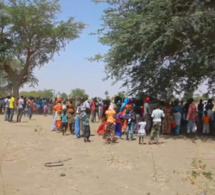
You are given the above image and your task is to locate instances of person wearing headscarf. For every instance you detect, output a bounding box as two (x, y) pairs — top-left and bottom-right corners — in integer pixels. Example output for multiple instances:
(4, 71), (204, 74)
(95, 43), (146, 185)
(186, 98), (197, 133)
(104, 103), (116, 142)
(55, 97), (63, 130)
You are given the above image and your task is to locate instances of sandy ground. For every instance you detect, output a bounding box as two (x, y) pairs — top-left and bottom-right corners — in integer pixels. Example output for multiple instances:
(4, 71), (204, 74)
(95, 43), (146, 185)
(0, 115), (215, 195)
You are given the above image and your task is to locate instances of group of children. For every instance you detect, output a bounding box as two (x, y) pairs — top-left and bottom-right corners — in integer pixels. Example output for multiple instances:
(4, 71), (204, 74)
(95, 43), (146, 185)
(52, 98), (91, 143)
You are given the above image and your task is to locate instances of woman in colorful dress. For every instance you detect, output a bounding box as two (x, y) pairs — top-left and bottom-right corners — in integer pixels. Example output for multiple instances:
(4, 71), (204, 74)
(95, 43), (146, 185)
(66, 99), (75, 134)
(97, 100), (110, 135)
(104, 103), (116, 143)
(55, 98), (63, 131)
(162, 102), (173, 134)
(173, 100), (182, 135)
(186, 98), (197, 133)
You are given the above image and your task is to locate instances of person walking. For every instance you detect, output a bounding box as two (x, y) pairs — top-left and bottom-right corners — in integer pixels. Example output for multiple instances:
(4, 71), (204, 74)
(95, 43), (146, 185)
(149, 104), (165, 144)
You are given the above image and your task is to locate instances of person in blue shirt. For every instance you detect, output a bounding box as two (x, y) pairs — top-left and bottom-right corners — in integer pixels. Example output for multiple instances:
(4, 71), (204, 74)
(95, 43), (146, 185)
(80, 108), (91, 142)
(124, 107), (136, 140)
(61, 110), (68, 136)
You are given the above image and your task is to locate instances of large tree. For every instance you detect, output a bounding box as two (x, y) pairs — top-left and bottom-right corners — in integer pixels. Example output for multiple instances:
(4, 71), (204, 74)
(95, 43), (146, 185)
(94, 0), (215, 99)
(0, 0), (84, 98)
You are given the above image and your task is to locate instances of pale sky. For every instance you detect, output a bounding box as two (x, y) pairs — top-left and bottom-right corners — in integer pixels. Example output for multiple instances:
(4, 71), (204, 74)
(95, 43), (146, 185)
(22, 0), (125, 99)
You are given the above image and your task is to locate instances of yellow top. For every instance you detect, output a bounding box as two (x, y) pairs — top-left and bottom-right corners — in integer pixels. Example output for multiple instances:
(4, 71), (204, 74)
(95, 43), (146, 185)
(105, 109), (116, 123)
(9, 97), (15, 109)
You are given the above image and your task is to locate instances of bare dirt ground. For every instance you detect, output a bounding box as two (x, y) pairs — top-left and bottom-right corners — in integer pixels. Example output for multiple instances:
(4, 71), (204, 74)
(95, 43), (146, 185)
(0, 115), (215, 195)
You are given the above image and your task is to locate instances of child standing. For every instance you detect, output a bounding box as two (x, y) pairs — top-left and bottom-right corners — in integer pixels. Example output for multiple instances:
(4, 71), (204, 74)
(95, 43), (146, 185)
(138, 117), (146, 144)
(124, 107), (136, 140)
(202, 111), (210, 134)
(61, 110), (68, 135)
(80, 108), (91, 142)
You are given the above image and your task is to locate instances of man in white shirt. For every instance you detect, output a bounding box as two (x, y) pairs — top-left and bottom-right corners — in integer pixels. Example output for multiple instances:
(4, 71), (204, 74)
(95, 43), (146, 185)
(17, 96), (24, 122)
(149, 104), (165, 144)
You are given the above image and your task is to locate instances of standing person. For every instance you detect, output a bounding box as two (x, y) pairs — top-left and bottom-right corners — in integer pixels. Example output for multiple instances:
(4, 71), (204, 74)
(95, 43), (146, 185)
(115, 107), (123, 137)
(80, 98), (90, 135)
(43, 103), (48, 116)
(0, 97), (3, 114)
(197, 99), (204, 122)
(104, 103), (116, 142)
(75, 102), (81, 138)
(144, 97), (152, 135)
(162, 101), (173, 135)
(27, 97), (33, 120)
(51, 102), (57, 131)
(17, 96), (24, 122)
(124, 107), (136, 140)
(90, 98), (95, 122)
(91, 98), (99, 122)
(61, 109), (68, 136)
(97, 100), (110, 135)
(186, 98), (197, 133)
(8, 95), (15, 122)
(66, 99), (75, 134)
(205, 99), (214, 132)
(138, 117), (147, 144)
(4, 96), (10, 121)
(80, 108), (91, 142)
(173, 100), (182, 135)
(55, 98), (63, 131)
(149, 104), (165, 144)
(98, 100), (103, 119)
(62, 101), (67, 111)
(202, 111), (210, 134)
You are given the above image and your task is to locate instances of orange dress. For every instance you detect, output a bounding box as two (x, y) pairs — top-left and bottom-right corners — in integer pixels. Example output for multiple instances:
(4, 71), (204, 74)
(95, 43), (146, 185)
(55, 103), (63, 129)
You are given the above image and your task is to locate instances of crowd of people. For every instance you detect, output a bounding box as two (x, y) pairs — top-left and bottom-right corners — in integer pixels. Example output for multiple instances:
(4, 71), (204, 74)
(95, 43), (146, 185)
(0, 96), (54, 122)
(1, 95), (215, 144)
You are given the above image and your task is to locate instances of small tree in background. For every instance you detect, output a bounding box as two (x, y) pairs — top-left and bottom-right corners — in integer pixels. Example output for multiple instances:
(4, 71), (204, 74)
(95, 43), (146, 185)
(70, 88), (89, 100)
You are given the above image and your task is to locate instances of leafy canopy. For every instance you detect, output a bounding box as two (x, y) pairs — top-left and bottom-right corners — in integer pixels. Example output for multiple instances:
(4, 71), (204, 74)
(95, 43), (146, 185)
(70, 88), (89, 100)
(0, 0), (85, 96)
(94, 0), (215, 99)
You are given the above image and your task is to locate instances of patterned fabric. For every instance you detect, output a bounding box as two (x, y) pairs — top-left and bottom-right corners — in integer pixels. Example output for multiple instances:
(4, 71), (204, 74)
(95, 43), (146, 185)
(162, 106), (173, 134)
(186, 103), (197, 122)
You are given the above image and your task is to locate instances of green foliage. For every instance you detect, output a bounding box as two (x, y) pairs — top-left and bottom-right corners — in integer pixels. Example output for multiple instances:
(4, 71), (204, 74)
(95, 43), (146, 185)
(0, 0), (85, 97)
(20, 89), (54, 98)
(70, 88), (89, 100)
(202, 171), (213, 180)
(95, 0), (215, 99)
(117, 91), (126, 98)
(60, 92), (68, 100)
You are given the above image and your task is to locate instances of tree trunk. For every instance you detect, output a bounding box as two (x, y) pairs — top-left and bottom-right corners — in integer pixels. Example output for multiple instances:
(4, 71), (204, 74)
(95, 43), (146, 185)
(11, 81), (20, 99)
